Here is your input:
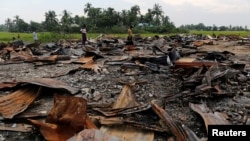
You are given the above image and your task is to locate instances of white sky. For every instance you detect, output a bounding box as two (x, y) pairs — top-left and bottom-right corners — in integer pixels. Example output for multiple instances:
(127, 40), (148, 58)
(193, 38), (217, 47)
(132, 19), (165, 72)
(1, 0), (250, 28)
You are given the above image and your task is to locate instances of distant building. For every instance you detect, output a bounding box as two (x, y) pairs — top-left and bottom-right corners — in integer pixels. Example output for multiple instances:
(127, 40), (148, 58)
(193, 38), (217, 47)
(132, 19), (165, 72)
(138, 23), (153, 28)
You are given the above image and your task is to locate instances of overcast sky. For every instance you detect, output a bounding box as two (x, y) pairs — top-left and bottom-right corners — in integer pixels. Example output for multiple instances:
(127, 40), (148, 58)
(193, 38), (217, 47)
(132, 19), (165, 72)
(1, 0), (250, 28)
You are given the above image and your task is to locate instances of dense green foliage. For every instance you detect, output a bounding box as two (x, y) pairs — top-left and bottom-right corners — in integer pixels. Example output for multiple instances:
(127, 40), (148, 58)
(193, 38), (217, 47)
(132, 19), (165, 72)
(1, 2), (249, 41)
(1, 3), (185, 34)
(180, 23), (249, 31)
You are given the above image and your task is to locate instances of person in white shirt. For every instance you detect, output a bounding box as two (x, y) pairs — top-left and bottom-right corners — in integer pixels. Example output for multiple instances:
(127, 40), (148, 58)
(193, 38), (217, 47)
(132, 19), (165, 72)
(33, 30), (38, 43)
(80, 24), (87, 45)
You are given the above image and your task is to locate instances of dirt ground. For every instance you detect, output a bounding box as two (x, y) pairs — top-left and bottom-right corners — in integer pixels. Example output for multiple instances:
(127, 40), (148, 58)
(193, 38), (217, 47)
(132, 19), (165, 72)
(0, 38), (250, 141)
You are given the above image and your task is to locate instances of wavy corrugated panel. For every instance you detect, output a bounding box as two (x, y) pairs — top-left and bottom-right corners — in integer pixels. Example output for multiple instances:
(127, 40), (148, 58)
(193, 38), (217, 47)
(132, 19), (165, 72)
(19, 78), (79, 95)
(0, 86), (40, 119)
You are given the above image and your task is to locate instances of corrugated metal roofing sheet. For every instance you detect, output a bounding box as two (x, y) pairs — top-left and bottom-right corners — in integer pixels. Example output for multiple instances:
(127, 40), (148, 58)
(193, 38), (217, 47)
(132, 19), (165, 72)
(0, 86), (40, 119)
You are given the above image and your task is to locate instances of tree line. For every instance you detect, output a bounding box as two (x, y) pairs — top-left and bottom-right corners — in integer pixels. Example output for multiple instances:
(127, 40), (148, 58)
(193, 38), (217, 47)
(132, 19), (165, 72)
(0, 2), (184, 34)
(180, 23), (249, 31)
(0, 2), (248, 34)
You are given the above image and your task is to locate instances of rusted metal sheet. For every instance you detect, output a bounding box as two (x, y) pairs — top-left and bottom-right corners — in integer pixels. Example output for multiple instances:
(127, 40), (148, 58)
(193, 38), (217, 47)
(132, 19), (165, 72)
(151, 100), (200, 141)
(0, 78), (79, 94)
(94, 103), (151, 117)
(80, 60), (102, 73)
(124, 45), (137, 51)
(9, 49), (33, 61)
(72, 56), (94, 64)
(91, 116), (167, 132)
(45, 95), (89, 129)
(24, 55), (71, 63)
(37, 55), (71, 62)
(0, 123), (33, 132)
(189, 102), (230, 132)
(29, 95), (97, 141)
(112, 83), (139, 109)
(0, 86), (40, 119)
(101, 125), (154, 141)
(20, 78), (79, 95)
(67, 129), (123, 141)
(94, 83), (151, 116)
(29, 119), (74, 141)
(175, 60), (215, 68)
(97, 81), (154, 141)
(0, 81), (18, 89)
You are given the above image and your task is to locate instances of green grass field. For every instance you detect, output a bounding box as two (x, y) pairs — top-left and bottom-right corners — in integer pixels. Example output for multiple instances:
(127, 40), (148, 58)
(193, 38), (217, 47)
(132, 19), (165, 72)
(0, 32), (101, 43)
(0, 32), (169, 43)
(1, 30), (250, 43)
(189, 30), (250, 37)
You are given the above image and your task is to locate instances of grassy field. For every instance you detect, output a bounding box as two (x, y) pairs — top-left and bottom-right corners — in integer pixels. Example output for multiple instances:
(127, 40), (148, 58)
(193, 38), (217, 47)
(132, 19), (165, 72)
(0, 32), (101, 43)
(0, 32), (170, 43)
(1, 30), (250, 43)
(189, 30), (250, 37)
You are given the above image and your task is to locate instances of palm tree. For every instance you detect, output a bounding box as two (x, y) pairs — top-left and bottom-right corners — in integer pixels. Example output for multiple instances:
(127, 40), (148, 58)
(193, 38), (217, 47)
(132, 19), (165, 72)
(130, 5), (140, 16)
(44, 10), (59, 31)
(128, 5), (141, 26)
(73, 15), (80, 25)
(87, 7), (101, 27)
(5, 18), (12, 31)
(120, 9), (128, 25)
(145, 9), (153, 25)
(152, 3), (164, 25)
(161, 15), (170, 25)
(60, 10), (73, 33)
(13, 15), (20, 31)
(84, 2), (92, 15)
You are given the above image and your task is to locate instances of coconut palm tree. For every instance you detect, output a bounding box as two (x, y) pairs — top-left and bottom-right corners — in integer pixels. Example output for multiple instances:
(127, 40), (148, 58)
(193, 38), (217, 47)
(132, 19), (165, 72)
(5, 18), (12, 31)
(128, 5), (141, 26)
(60, 10), (73, 33)
(44, 10), (59, 31)
(84, 2), (92, 15)
(13, 15), (20, 32)
(152, 3), (164, 25)
(145, 9), (153, 25)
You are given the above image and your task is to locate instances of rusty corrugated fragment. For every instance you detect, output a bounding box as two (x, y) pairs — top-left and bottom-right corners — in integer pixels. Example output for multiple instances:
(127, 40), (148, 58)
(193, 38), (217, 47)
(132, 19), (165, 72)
(94, 103), (151, 117)
(29, 119), (74, 141)
(73, 56), (94, 64)
(38, 55), (71, 62)
(112, 82), (139, 109)
(0, 86), (40, 119)
(151, 100), (200, 141)
(9, 49), (33, 61)
(67, 129), (123, 141)
(29, 95), (97, 141)
(19, 78), (79, 95)
(98, 81), (154, 141)
(80, 60), (102, 73)
(0, 123), (33, 132)
(45, 95), (88, 130)
(175, 60), (215, 68)
(124, 45), (137, 51)
(91, 116), (167, 132)
(25, 55), (71, 63)
(189, 102), (229, 132)
(93, 82), (151, 116)
(101, 125), (154, 141)
(0, 81), (18, 89)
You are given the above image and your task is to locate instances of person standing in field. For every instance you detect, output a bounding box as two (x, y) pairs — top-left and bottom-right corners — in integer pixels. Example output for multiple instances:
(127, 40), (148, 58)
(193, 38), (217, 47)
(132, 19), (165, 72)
(33, 30), (38, 43)
(126, 25), (134, 45)
(80, 24), (87, 45)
